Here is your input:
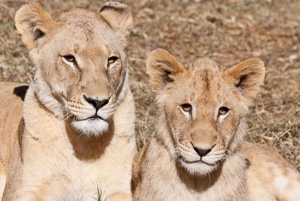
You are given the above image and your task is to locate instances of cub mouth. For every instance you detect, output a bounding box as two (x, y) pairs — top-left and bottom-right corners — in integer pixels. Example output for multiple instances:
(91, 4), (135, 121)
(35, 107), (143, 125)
(178, 156), (215, 166)
(178, 156), (219, 175)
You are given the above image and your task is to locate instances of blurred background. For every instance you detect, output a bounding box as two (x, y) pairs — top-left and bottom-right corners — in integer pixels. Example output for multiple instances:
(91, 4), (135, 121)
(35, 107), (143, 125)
(0, 0), (299, 170)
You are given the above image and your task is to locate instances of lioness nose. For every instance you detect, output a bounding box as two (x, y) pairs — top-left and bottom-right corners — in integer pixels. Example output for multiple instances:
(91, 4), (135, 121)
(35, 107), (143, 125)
(84, 96), (109, 110)
(193, 147), (212, 157)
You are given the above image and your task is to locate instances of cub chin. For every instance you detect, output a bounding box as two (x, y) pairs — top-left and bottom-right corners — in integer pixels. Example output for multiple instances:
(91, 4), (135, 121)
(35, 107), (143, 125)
(0, 2), (136, 201)
(132, 48), (300, 201)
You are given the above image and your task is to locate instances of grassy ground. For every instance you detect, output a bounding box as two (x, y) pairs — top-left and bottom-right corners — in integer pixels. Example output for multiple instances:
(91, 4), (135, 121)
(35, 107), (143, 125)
(0, 0), (299, 171)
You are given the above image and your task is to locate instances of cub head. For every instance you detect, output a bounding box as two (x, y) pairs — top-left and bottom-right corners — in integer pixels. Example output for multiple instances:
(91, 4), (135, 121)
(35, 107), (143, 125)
(15, 2), (133, 136)
(147, 49), (265, 175)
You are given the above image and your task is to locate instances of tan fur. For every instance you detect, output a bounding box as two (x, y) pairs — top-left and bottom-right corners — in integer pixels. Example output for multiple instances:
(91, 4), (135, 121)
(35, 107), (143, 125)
(0, 2), (136, 200)
(132, 49), (300, 201)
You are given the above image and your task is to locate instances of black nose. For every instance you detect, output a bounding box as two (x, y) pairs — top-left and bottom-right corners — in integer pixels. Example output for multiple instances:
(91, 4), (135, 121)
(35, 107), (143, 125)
(193, 147), (212, 157)
(84, 96), (109, 110)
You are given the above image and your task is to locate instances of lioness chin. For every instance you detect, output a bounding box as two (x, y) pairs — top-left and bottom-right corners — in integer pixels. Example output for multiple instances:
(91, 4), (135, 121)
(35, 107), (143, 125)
(132, 49), (300, 201)
(0, 2), (136, 201)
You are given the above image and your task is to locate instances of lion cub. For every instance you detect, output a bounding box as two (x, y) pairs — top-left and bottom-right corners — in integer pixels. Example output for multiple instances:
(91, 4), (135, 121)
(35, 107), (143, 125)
(0, 2), (136, 201)
(132, 49), (300, 201)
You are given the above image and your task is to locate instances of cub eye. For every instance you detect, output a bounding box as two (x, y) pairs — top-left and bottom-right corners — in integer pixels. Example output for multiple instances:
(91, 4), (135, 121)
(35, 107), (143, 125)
(218, 107), (229, 116)
(181, 103), (192, 113)
(108, 56), (118, 65)
(62, 55), (77, 67)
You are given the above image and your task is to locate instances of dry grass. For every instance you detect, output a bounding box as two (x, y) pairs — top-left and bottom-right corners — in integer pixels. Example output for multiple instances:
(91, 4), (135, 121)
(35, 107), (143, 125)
(0, 0), (299, 171)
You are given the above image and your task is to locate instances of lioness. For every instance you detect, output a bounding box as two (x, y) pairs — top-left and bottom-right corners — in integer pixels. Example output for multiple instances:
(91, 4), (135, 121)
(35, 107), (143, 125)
(132, 49), (300, 201)
(0, 2), (136, 200)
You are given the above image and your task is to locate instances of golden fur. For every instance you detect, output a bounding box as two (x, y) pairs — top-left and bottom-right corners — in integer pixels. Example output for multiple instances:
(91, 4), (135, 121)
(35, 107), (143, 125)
(132, 49), (300, 201)
(0, 2), (136, 200)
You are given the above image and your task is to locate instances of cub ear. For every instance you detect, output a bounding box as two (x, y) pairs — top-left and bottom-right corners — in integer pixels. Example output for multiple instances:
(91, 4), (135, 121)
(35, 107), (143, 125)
(15, 1), (54, 52)
(225, 58), (265, 105)
(146, 48), (185, 92)
(99, 2), (133, 35)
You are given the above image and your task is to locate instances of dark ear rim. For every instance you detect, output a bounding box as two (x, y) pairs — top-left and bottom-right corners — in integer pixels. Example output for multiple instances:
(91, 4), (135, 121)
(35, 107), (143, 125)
(232, 58), (265, 87)
(99, 2), (133, 31)
(15, 1), (52, 33)
(225, 58), (265, 104)
(100, 2), (130, 13)
(146, 48), (185, 92)
(15, 1), (55, 51)
(33, 27), (45, 40)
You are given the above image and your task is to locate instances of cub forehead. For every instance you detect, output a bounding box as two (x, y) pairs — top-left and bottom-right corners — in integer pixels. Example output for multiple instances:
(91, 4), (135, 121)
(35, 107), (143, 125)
(187, 57), (224, 75)
(173, 58), (233, 105)
(182, 58), (225, 89)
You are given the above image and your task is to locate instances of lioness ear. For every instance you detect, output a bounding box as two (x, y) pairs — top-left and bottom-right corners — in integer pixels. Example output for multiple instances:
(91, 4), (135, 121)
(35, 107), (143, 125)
(146, 48), (185, 92)
(225, 58), (265, 105)
(15, 1), (54, 52)
(99, 2), (133, 36)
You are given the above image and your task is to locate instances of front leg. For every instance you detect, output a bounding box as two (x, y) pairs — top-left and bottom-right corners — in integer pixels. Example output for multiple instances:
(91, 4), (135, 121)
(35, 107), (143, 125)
(2, 172), (44, 201)
(0, 163), (6, 201)
(106, 192), (132, 201)
(2, 190), (43, 201)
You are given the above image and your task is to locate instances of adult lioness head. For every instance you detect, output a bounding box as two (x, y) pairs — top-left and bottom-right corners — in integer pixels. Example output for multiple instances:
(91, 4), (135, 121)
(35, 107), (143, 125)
(147, 49), (265, 175)
(15, 2), (133, 136)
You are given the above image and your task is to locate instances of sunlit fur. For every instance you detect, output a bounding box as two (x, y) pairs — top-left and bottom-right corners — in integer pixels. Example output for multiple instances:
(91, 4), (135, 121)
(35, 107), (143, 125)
(0, 2), (136, 200)
(132, 49), (300, 201)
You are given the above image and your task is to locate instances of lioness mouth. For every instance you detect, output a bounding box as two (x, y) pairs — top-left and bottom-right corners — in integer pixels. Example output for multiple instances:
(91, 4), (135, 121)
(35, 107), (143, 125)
(80, 115), (105, 121)
(88, 116), (103, 120)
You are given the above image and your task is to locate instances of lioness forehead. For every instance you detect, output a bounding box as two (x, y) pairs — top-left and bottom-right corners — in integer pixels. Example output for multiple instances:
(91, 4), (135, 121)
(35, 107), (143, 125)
(52, 9), (121, 56)
(56, 9), (109, 38)
(57, 8), (104, 25)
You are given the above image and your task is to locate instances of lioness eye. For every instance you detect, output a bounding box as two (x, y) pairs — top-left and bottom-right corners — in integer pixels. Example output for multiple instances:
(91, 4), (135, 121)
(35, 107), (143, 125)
(62, 55), (77, 67)
(64, 55), (75, 62)
(218, 107), (229, 116)
(108, 56), (118, 65)
(181, 103), (192, 112)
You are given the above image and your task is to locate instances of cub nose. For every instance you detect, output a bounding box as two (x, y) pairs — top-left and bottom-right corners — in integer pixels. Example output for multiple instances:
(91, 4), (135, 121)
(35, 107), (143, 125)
(84, 96), (109, 110)
(193, 147), (212, 157)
